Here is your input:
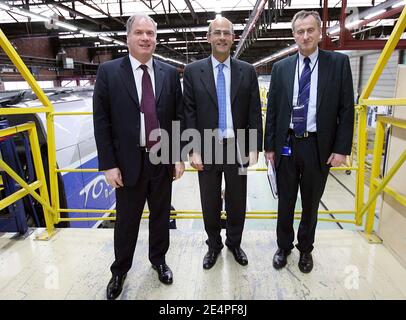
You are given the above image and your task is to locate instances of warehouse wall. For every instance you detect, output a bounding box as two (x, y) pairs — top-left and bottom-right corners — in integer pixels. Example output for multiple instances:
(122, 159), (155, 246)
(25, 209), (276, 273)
(359, 50), (400, 99)
(378, 65), (406, 268)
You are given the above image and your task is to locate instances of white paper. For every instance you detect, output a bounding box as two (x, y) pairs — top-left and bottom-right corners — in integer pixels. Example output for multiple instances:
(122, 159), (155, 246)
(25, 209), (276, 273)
(267, 160), (278, 199)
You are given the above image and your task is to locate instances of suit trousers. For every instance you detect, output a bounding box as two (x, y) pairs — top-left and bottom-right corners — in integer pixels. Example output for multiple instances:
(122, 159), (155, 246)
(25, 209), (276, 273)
(198, 140), (247, 253)
(110, 150), (172, 277)
(276, 134), (329, 253)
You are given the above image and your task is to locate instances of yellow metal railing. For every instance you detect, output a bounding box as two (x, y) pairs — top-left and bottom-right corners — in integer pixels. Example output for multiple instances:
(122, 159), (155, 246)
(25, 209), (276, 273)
(354, 5), (406, 241)
(0, 122), (56, 239)
(0, 5), (404, 240)
(0, 28), (373, 236)
(360, 115), (406, 236)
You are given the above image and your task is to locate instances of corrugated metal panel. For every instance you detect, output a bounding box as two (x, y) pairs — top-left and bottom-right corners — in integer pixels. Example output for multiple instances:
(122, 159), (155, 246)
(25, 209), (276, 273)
(360, 51), (400, 98)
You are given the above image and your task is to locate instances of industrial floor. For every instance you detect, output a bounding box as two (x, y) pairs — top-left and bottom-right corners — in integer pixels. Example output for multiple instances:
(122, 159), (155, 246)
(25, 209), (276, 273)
(1, 160), (405, 300)
(1, 228), (406, 300)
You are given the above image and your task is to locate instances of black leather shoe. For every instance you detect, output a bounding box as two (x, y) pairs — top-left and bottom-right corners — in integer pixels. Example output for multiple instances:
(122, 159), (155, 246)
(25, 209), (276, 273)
(106, 274), (126, 300)
(298, 252), (313, 273)
(272, 248), (291, 269)
(227, 246), (248, 266)
(152, 264), (173, 284)
(203, 250), (220, 269)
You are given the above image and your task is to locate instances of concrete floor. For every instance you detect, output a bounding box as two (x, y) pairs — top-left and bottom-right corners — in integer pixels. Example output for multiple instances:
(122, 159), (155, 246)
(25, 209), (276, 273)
(1, 227), (406, 300)
(1, 159), (403, 300)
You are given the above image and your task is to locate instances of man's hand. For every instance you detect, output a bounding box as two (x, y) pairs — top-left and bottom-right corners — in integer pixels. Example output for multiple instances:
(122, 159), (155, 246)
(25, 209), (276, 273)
(173, 161), (185, 180)
(248, 151), (259, 167)
(105, 167), (124, 188)
(327, 153), (347, 167)
(265, 151), (275, 167)
(189, 152), (204, 171)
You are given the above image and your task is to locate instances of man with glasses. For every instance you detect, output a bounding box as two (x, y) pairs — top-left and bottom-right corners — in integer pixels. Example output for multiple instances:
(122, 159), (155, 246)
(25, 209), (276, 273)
(264, 10), (354, 273)
(183, 17), (263, 270)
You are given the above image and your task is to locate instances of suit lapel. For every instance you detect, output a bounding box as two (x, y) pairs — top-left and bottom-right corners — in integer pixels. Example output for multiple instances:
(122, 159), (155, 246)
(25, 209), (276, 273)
(119, 56), (139, 108)
(200, 57), (218, 109)
(153, 59), (165, 108)
(230, 58), (243, 107)
(285, 54), (297, 109)
(316, 49), (331, 112)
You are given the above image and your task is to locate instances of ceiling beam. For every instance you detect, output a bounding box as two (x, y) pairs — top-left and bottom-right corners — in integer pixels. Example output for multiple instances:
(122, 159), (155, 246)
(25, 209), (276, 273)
(46, 1), (112, 30)
(184, 0), (199, 23)
(76, 0), (124, 26)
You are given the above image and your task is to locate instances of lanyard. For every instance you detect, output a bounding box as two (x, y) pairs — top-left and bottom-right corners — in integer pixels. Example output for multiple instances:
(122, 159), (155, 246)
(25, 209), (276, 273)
(295, 54), (319, 107)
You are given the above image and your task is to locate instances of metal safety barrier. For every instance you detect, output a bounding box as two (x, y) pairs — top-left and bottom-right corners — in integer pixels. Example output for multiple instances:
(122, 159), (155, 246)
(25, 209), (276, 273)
(0, 5), (404, 240)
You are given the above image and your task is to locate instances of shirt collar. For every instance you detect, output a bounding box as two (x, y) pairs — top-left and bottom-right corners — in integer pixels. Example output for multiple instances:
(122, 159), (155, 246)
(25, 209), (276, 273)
(129, 54), (154, 71)
(298, 47), (319, 65)
(211, 55), (231, 70)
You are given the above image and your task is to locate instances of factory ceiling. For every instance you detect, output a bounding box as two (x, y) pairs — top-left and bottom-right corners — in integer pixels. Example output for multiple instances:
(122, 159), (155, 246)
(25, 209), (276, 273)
(0, 0), (404, 69)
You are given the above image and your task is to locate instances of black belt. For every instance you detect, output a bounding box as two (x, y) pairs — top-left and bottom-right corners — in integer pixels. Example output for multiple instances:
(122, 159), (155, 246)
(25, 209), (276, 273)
(139, 146), (150, 152)
(288, 129), (317, 139)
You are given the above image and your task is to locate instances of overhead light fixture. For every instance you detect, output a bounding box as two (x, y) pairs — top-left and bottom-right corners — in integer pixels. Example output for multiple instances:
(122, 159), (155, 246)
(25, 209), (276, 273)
(0, 3), (11, 10)
(215, 0), (222, 14)
(55, 21), (78, 32)
(9, 7), (49, 22)
(215, 14), (222, 19)
(345, 19), (363, 29)
(97, 43), (116, 47)
(80, 30), (97, 37)
(99, 36), (113, 42)
(253, 44), (298, 67)
(364, 9), (386, 20)
(153, 53), (186, 66)
(113, 40), (126, 46)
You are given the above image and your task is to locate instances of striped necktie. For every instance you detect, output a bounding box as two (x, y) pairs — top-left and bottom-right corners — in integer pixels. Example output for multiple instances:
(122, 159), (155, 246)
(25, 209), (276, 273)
(293, 57), (311, 136)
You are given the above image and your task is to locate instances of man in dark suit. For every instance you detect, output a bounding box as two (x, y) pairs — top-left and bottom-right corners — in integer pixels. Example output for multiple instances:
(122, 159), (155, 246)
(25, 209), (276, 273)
(93, 13), (184, 300)
(264, 10), (354, 273)
(183, 17), (263, 270)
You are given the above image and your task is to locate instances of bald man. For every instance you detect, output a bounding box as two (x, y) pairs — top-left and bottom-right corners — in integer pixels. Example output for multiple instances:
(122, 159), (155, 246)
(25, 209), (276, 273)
(183, 17), (263, 269)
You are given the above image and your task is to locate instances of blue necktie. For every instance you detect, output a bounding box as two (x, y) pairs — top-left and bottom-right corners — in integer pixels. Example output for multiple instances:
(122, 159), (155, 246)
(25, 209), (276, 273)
(216, 63), (227, 139)
(294, 57), (311, 136)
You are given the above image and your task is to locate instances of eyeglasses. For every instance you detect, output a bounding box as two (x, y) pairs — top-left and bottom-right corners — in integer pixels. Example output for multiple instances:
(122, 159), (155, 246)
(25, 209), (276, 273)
(210, 30), (234, 37)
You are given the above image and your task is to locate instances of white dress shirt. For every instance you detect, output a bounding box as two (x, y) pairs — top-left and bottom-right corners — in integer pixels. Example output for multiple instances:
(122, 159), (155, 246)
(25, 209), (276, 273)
(211, 55), (235, 138)
(291, 47), (319, 132)
(129, 54), (156, 147)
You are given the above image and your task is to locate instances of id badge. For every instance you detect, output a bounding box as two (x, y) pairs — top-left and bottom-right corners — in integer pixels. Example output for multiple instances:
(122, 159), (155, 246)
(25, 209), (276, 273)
(292, 104), (306, 126)
(281, 145), (292, 156)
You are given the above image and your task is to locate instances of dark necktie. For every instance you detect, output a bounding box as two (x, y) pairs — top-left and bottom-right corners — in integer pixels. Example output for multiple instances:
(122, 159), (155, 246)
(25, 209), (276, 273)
(293, 57), (311, 136)
(216, 63), (227, 139)
(140, 64), (160, 150)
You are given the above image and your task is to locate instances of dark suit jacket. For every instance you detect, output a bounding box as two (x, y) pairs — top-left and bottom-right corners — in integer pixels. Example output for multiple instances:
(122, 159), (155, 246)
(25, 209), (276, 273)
(183, 57), (263, 166)
(264, 49), (354, 171)
(93, 56), (183, 186)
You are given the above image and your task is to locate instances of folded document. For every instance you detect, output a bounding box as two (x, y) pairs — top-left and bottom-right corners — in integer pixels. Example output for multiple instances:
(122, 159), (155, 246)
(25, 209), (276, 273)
(267, 161), (278, 199)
